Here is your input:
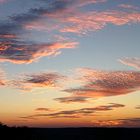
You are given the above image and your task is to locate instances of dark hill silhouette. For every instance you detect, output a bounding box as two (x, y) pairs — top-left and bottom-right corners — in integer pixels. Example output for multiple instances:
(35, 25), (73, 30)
(0, 122), (140, 140)
(0, 122), (8, 128)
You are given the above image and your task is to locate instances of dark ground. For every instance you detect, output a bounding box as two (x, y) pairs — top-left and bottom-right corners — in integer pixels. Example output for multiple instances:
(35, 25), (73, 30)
(0, 127), (140, 140)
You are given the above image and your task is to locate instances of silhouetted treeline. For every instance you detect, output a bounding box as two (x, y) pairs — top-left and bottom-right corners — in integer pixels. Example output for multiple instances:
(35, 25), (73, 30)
(0, 122), (140, 140)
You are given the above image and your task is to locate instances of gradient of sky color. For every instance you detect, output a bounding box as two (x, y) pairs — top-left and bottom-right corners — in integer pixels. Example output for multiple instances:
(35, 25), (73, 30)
(0, 0), (140, 127)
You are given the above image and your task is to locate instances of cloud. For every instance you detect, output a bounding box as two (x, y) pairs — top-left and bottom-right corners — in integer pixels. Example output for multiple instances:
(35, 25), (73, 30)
(118, 118), (140, 127)
(14, 1), (140, 35)
(119, 57), (140, 70)
(24, 7), (140, 34)
(0, 69), (6, 86)
(0, 34), (17, 39)
(22, 103), (125, 119)
(1, 0), (140, 64)
(135, 105), (140, 109)
(91, 118), (140, 127)
(54, 96), (90, 103)
(19, 116), (38, 120)
(35, 108), (51, 111)
(0, 0), (79, 64)
(60, 11), (140, 34)
(91, 120), (123, 127)
(0, 41), (77, 64)
(0, 0), (8, 4)
(13, 72), (66, 91)
(22, 0), (106, 31)
(70, 0), (107, 7)
(0, 1), (78, 64)
(119, 4), (139, 10)
(64, 68), (140, 98)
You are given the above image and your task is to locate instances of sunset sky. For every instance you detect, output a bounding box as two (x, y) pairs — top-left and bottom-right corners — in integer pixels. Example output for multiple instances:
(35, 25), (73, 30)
(0, 0), (140, 128)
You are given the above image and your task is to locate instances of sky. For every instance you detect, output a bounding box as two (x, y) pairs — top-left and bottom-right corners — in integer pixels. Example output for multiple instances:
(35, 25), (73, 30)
(0, 0), (140, 128)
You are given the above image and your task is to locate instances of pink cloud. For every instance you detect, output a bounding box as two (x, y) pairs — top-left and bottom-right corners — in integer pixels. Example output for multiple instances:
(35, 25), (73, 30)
(119, 57), (140, 70)
(60, 11), (140, 34)
(119, 4), (139, 10)
(73, 0), (107, 7)
(21, 1), (140, 35)
(0, 41), (77, 64)
(31, 10), (140, 35)
(0, 0), (7, 3)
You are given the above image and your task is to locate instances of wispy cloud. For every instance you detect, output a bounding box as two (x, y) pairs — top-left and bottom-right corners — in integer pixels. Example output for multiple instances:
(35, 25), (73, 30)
(70, 0), (107, 7)
(0, 0), (8, 4)
(118, 118), (140, 127)
(35, 108), (51, 111)
(135, 105), (140, 109)
(13, 72), (66, 91)
(119, 57), (140, 70)
(54, 96), (90, 103)
(91, 118), (140, 127)
(0, 68), (6, 86)
(21, 103), (125, 119)
(64, 68), (140, 98)
(24, 7), (140, 35)
(60, 11), (140, 34)
(119, 4), (139, 10)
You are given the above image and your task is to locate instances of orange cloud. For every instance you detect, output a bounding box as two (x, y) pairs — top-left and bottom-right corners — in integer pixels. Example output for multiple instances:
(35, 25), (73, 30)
(92, 120), (123, 127)
(20, 103), (125, 119)
(64, 68), (140, 98)
(0, 69), (6, 86)
(92, 118), (140, 127)
(135, 105), (140, 109)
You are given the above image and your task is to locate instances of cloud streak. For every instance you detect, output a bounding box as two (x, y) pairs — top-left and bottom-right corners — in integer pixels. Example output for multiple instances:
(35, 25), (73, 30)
(0, 69), (6, 86)
(119, 57), (140, 70)
(91, 118), (140, 127)
(119, 4), (139, 10)
(135, 105), (140, 109)
(35, 108), (51, 111)
(21, 103), (125, 119)
(118, 118), (140, 127)
(0, 68), (8, 86)
(54, 96), (90, 103)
